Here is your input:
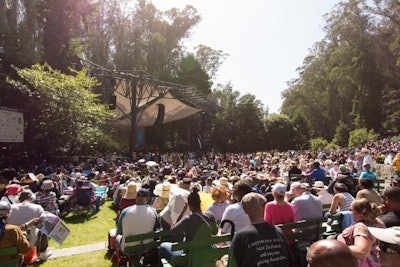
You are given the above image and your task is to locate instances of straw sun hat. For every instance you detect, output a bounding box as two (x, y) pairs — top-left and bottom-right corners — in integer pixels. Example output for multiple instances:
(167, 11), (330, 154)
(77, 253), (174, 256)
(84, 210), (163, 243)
(154, 181), (172, 199)
(123, 182), (141, 199)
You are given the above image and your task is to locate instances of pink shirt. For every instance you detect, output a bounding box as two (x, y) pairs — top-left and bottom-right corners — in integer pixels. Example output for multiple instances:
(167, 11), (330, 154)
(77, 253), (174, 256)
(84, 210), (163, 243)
(264, 201), (295, 225)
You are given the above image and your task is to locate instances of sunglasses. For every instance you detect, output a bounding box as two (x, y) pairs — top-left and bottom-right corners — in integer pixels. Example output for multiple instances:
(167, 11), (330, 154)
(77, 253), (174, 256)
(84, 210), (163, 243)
(380, 241), (400, 254)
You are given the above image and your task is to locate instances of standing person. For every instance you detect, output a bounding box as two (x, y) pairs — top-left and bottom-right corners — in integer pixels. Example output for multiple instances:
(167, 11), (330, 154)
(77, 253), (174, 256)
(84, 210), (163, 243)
(368, 226), (400, 267)
(307, 239), (357, 267)
(220, 180), (253, 234)
(0, 201), (30, 263)
(231, 192), (292, 267)
(337, 198), (385, 267)
(361, 148), (373, 170)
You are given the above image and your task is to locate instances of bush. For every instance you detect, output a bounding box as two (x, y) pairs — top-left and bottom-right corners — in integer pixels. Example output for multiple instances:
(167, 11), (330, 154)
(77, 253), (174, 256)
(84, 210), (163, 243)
(348, 128), (379, 147)
(310, 137), (329, 151)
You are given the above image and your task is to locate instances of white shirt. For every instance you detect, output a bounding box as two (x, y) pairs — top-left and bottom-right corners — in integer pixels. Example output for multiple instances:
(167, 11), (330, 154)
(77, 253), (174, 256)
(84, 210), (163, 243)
(220, 202), (250, 234)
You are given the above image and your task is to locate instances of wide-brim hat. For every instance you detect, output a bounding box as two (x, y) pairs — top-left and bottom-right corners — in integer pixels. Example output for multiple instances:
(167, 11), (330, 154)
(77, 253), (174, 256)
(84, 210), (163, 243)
(154, 181), (175, 198)
(6, 184), (22, 195)
(312, 181), (327, 190)
(123, 182), (141, 199)
(213, 177), (233, 190)
(40, 180), (54, 191)
(368, 226), (400, 245)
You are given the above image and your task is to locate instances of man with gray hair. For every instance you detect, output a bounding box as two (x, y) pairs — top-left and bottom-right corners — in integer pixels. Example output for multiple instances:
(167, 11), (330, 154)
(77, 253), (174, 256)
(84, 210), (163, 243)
(231, 192), (292, 267)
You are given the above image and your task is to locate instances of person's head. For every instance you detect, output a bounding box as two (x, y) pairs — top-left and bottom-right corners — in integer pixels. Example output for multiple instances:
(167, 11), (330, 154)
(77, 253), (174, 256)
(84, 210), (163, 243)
(0, 201), (11, 221)
(18, 190), (34, 202)
(333, 182), (349, 193)
(136, 188), (149, 205)
(241, 192), (266, 223)
(313, 161), (320, 169)
(358, 178), (374, 190)
(382, 186), (400, 212)
(307, 239), (357, 267)
(368, 226), (400, 267)
(206, 177), (213, 186)
(211, 186), (228, 203)
(40, 179), (54, 191)
(187, 187), (201, 211)
(290, 182), (307, 197)
(180, 178), (192, 191)
(231, 179), (253, 202)
(271, 183), (286, 200)
(363, 163), (372, 171)
(350, 198), (380, 224)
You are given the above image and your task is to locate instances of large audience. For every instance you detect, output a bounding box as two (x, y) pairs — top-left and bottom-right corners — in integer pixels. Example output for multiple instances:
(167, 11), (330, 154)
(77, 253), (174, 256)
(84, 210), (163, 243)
(1, 138), (400, 266)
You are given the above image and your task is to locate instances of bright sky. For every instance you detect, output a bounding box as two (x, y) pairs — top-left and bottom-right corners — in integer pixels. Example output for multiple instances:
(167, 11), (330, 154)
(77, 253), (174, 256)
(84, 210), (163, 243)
(151, 0), (340, 113)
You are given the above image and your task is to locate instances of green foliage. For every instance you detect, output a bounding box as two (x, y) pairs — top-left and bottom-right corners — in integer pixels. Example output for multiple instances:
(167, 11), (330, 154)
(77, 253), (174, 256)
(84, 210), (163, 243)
(310, 137), (329, 151)
(290, 112), (311, 150)
(265, 114), (295, 151)
(376, 155), (385, 164)
(281, 0), (400, 138)
(332, 121), (351, 148)
(326, 143), (340, 150)
(390, 135), (400, 143)
(348, 128), (379, 148)
(8, 64), (117, 155)
(211, 84), (266, 152)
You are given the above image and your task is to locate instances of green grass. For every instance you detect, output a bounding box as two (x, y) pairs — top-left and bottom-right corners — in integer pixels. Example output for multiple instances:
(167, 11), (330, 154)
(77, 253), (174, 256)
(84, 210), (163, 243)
(32, 250), (114, 267)
(50, 199), (117, 248)
(28, 199), (118, 266)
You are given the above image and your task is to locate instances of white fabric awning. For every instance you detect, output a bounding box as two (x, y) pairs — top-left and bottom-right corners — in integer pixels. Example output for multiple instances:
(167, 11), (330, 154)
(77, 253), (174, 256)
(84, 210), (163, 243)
(111, 79), (201, 128)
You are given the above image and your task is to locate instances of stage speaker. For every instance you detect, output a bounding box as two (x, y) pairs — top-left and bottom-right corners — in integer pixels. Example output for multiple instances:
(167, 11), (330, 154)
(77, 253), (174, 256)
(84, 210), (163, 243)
(153, 104), (165, 126)
(109, 95), (116, 110)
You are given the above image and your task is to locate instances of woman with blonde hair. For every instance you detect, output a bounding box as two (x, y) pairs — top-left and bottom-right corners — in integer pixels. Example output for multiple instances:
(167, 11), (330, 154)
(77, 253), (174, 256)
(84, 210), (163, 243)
(206, 185), (230, 223)
(337, 198), (385, 267)
(392, 153), (400, 178)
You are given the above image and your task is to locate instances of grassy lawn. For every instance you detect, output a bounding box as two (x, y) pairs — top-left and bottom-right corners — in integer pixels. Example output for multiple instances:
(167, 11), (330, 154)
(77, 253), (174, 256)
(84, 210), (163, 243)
(50, 199), (117, 248)
(32, 250), (114, 267)
(30, 199), (118, 266)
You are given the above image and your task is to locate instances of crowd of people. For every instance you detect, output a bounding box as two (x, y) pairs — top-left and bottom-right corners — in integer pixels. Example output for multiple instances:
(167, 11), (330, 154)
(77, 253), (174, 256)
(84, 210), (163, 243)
(1, 140), (400, 266)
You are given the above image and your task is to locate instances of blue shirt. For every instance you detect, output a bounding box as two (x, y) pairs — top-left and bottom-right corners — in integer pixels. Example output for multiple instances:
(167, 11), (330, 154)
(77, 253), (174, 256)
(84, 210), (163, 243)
(306, 168), (326, 182)
(359, 171), (376, 180)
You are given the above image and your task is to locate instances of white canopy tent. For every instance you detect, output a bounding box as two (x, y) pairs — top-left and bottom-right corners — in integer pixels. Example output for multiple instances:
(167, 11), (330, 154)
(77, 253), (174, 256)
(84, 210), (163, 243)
(112, 79), (202, 128)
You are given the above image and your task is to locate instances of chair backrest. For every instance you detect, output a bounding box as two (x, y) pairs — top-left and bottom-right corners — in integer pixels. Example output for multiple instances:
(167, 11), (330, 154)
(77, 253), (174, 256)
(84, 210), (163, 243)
(76, 187), (92, 206)
(277, 217), (328, 242)
(0, 246), (19, 267)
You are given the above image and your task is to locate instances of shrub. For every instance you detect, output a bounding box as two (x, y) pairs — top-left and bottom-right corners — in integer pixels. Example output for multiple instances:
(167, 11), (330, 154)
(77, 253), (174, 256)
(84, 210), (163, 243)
(348, 128), (379, 147)
(310, 137), (329, 151)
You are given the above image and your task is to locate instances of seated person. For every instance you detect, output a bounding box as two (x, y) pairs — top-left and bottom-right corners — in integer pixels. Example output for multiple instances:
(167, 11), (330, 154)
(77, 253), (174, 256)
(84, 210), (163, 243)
(327, 183), (354, 215)
(359, 164), (376, 180)
(116, 188), (158, 254)
(73, 180), (101, 212)
(0, 201), (30, 263)
(159, 187), (218, 264)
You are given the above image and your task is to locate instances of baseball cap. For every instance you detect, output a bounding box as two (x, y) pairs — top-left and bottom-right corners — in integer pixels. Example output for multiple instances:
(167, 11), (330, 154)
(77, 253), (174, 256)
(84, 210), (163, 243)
(289, 182), (307, 194)
(272, 183), (286, 195)
(368, 226), (400, 245)
(136, 188), (149, 198)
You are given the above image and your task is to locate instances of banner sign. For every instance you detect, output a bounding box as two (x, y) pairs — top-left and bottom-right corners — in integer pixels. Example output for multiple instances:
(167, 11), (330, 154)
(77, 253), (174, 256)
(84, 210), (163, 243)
(0, 108), (24, 143)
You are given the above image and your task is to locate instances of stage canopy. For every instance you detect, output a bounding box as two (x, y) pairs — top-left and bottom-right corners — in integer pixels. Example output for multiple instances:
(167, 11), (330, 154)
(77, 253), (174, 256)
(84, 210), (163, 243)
(107, 70), (216, 129)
